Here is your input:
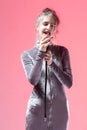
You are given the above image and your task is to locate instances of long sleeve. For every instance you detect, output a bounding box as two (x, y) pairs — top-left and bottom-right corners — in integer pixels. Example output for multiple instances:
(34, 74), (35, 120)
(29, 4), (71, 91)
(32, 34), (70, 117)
(21, 49), (45, 86)
(49, 48), (73, 88)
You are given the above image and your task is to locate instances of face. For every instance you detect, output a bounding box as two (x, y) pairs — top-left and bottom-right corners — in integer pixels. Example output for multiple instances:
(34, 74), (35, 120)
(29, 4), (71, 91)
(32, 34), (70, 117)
(37, 14), (57, 40)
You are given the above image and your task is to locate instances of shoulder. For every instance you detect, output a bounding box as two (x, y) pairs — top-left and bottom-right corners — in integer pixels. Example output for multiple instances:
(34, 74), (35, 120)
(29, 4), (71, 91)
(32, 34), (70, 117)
(21, 46), (38, 58)
(52, 44), (69, 56)
(53, 45), (68, 51)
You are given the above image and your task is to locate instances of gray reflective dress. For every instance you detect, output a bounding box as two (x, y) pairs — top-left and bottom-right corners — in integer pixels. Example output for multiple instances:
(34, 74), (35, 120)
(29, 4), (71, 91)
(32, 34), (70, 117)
(21, 44), (73, 130)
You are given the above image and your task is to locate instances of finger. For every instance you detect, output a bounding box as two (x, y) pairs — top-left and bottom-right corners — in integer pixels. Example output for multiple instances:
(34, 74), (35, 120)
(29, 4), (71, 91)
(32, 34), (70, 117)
(39, 34), (49, 42)
(44, 57), (50, 61)
(46, 50), (52, 54)
(41, 33), (52, 40)
(46, 51), (52, 56)
(45, 54), (50, 57)
(44, 55), (51, 60)
(40, 42), (50, 49)
(42, 36), (53, 43)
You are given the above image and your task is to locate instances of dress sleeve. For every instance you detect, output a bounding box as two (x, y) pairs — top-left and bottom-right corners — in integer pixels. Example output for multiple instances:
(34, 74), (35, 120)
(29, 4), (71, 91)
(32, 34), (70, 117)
(21, 50), (45, 86)
(49, 48), (73, 88)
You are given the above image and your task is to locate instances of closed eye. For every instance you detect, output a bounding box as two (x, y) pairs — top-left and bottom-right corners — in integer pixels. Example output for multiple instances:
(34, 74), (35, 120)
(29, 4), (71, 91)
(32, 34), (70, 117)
(43, 22), (48, 26)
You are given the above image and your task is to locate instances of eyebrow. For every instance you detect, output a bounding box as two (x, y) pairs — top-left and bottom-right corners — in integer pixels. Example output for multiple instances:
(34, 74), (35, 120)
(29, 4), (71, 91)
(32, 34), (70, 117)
(43, 21), (55, 25)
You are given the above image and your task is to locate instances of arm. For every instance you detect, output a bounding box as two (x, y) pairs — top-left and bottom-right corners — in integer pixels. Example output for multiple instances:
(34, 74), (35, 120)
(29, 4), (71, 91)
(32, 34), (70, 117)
(21, 35), (53, 86)
(21, 50), (45, 86)
(49, 48), (73, 88)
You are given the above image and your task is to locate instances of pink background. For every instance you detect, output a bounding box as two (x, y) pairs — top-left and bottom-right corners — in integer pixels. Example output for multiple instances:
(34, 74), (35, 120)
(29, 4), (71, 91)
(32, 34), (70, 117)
(0, 0), (87, 130)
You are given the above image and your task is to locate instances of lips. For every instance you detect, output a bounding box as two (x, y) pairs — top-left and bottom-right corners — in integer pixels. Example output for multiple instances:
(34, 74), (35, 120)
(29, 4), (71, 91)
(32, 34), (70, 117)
(43, 30), (51, 36)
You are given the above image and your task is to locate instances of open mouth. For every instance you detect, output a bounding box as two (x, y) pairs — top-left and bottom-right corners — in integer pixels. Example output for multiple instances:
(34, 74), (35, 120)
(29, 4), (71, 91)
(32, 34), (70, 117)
(43, 31), (51, 36)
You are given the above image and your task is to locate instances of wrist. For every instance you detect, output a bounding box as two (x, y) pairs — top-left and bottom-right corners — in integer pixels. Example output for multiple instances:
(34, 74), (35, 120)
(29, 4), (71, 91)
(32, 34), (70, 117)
(39, 46), (47, 52)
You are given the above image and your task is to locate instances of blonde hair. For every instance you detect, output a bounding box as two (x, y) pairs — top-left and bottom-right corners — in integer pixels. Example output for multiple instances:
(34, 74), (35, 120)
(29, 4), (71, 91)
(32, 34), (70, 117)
(36, 8), (60, 27)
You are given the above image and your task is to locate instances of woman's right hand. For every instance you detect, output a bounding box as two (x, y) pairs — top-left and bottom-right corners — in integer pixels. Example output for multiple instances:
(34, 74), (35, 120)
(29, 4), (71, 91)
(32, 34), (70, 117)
(39, 35), (53, 52)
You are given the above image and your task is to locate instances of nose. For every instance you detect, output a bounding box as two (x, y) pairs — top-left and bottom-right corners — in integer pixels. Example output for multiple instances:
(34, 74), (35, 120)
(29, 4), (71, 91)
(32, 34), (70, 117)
(46, 24), (51, 30)
(46, 24), (54, 30)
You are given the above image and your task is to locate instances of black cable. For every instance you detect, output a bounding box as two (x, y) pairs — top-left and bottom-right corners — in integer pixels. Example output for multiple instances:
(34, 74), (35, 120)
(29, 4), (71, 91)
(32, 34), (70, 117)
(44, 61), (47, 121)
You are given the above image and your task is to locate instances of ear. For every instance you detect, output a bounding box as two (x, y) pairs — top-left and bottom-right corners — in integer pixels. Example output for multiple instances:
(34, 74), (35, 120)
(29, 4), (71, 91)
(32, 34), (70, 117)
(36, 23), (40, 32)
(35, 25), (39, 38)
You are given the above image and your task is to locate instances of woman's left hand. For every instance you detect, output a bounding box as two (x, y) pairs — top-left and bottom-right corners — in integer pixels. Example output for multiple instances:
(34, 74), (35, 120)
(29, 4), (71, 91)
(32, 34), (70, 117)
(44, 50), (53, 65)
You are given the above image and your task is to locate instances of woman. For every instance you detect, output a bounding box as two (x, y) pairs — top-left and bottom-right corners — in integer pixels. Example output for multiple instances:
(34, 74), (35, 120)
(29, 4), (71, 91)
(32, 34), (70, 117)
(21, 8), (73, 130)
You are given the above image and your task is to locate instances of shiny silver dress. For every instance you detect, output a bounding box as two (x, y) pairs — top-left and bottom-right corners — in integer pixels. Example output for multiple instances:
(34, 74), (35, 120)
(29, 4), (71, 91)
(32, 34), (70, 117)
(21, 44), (73, 130)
